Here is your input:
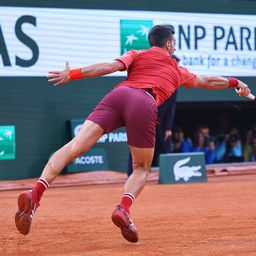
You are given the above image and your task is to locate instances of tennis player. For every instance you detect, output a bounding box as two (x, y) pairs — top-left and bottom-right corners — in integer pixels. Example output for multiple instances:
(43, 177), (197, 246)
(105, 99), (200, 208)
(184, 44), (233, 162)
(15, 24), (251, 243)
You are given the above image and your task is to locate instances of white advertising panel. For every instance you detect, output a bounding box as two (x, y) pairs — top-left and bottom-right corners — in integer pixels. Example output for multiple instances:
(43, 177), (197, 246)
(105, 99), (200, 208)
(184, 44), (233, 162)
(0, 7), (256, 76)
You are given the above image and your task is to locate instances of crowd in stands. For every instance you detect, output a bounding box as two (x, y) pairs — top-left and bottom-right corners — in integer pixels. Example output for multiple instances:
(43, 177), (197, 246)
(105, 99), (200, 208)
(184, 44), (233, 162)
(169, 124), (256, 164)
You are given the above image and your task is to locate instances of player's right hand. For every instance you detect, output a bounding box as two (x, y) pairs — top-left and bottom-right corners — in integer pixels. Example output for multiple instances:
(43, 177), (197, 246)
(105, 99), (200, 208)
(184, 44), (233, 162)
(236, 80), (251, 97)
(48, 62), (71, 86)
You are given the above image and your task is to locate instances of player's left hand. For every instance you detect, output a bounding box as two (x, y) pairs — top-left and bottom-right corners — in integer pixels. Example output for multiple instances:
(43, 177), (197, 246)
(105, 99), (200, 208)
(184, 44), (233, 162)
(164, 130), (172, 140)
(48, 62), (71, 86)
(236, 80), (251, 97)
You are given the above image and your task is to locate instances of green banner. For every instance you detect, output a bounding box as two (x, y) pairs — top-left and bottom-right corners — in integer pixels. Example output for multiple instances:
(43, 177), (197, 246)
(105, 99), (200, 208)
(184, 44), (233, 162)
(67, 148), (108, 172)
(0, 126), (16, 160)
(159, 152), (207, 184)
(120, 19), (153, 54)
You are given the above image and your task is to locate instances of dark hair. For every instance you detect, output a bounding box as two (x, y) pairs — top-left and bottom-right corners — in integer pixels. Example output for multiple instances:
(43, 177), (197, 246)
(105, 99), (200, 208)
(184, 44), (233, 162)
(148, 24), (175, 47)
(172, 54), (180, 62)
(229, 134), (239, 143)
(173, 126), (183, 133)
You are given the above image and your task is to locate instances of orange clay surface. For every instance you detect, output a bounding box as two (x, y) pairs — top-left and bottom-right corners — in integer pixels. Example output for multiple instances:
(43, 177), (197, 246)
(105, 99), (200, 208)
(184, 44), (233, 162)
(1, 175), (256, 256)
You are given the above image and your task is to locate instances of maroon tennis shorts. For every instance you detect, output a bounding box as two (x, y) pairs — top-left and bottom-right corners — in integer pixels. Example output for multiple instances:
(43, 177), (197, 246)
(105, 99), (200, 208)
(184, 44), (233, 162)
(87, 86), (157, 148)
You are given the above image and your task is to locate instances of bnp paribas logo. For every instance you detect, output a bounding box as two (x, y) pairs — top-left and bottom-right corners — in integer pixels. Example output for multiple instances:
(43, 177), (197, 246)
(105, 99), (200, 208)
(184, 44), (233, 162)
(0, 126), (15, 160)
(120, 20), (153, 54)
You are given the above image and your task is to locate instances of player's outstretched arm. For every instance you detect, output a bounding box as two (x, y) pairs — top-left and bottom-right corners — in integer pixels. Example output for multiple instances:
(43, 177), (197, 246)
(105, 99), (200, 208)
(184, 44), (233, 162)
(48, 60), (125, 86)
(191, 75), (251, 98)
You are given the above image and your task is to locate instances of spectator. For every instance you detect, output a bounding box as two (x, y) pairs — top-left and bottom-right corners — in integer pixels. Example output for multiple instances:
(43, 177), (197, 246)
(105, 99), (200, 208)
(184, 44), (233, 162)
(215, 127), (243, 163)
(206, 137), (217, 164)
(152, 88), (178, 166)
(170, 126), (193, 153)
(151, 90), (178, 166)
(225, 130), (243, 162)
(215, 133), (229, 163)
(243, 128), (256, 161)
(197, 125), (210, 138)
(193, 131), (216, 164)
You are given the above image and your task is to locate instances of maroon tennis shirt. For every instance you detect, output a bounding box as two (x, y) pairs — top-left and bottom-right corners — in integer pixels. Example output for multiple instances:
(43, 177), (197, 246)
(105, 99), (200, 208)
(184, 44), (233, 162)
(116, 46), (196, 106)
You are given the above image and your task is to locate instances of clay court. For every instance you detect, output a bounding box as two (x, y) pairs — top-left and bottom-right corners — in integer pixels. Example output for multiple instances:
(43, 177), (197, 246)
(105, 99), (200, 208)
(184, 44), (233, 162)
(1, 173), (256, 256)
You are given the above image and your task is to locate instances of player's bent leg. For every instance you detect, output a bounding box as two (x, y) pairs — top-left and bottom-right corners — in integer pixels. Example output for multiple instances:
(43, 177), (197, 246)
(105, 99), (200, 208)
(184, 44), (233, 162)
(112, 146), (154, 243)
(15, 120), (104, 235)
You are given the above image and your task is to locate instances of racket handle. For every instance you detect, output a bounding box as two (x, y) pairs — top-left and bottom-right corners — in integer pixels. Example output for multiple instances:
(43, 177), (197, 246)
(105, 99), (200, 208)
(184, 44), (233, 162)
(235, 88), (255, 100)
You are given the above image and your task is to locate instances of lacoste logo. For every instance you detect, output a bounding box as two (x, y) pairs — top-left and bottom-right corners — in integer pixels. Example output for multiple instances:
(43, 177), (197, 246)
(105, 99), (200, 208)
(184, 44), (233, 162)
(173, 157), (202, 182)
(120, 20), (153, 54)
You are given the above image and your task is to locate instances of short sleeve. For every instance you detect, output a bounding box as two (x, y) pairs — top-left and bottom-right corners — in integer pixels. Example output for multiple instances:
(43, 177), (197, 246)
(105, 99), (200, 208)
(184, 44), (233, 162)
(116, 50), (138, 70)
(178, 66), (197, 88)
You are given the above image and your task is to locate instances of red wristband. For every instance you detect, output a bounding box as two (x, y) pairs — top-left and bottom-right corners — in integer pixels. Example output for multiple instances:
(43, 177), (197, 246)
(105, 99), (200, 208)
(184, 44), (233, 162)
(228, 77), (238, 88)
(69, 68), (83, 80)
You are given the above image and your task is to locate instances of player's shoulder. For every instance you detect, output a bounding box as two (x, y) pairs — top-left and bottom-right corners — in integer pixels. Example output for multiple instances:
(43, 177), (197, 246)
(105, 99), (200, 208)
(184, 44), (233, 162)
(128, 49), (147, 55)
(177, 65), (190, 74)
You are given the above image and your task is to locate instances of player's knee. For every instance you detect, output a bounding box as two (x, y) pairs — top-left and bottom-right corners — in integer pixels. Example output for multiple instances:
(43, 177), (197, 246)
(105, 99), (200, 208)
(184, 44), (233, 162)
(132, 162), (150, 173)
